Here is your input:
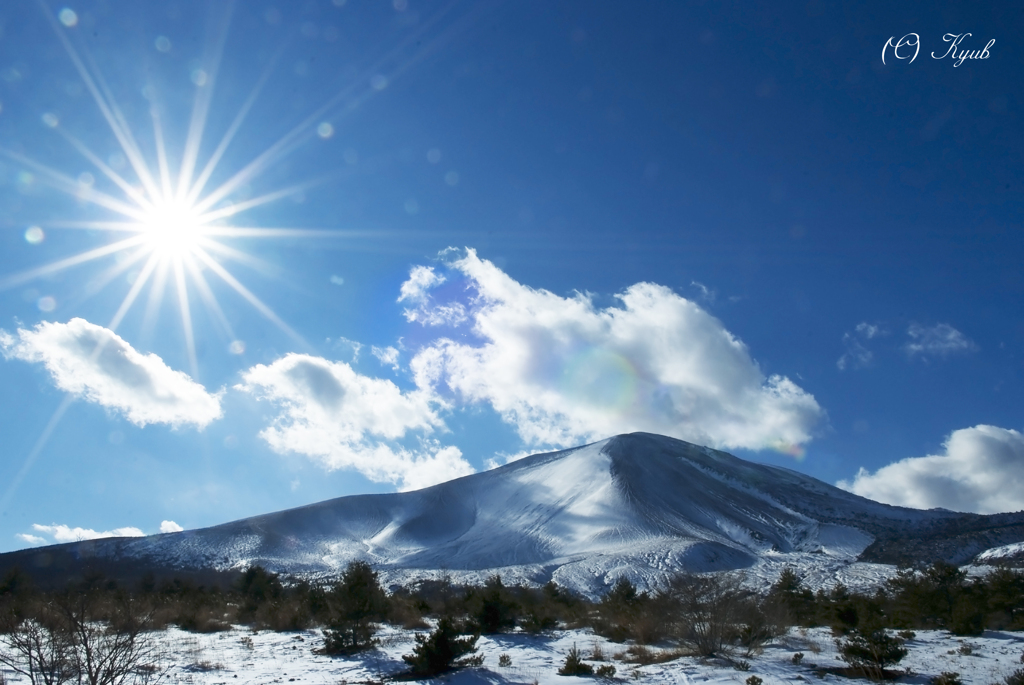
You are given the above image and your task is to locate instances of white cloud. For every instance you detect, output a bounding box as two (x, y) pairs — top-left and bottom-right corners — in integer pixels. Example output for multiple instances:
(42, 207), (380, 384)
(837, 321), (885, 370)
(238, 353), (473, 490)
(838, 425), (1024, 514)
(372, 345), (400, 370)
(837, 335), (872, 370)
(406, 302), (469, 327)
(408, 249), (824, 454)
(398, 265), (468, 326)
(329, 336), (363, 362)
(27, 523), (146, 544)
(159, 520), (184, 533)
(16, 533), (47, 546)
(855, 322), (882, 339)
(398, 265), (445, 304)
(690, 280), (716, 303)
(484, 450), (535, 470)
(0, 318), (221, 428)
(905, 323), (976, 358)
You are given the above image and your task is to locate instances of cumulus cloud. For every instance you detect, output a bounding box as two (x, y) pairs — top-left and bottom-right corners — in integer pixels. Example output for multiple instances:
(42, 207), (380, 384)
(838, 425), (1024, 514)
(160, 520), (184, 533)
(372, 345), (400, 370)
(837, 322), (885, 371)
(0, 318), (221, 428)
(398, 265), (468, 326)
(904, 323), (976, 358)
(398, 265), (445, 304)
(407, 249), (824, 453)
(238, 353), (473, 490)
(22, 523), (146, 545)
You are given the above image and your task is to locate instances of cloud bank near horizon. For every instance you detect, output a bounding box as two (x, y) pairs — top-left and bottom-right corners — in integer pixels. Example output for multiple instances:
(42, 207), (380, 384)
(16, 522), (146, 546)
(838, 424), (1024, 514)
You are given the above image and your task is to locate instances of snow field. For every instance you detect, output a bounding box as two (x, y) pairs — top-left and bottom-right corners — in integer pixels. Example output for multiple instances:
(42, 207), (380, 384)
(4, 625), (1019, 685)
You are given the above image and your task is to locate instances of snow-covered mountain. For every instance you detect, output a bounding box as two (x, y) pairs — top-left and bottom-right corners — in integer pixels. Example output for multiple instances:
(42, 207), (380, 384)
(4, 433), (1024, 595)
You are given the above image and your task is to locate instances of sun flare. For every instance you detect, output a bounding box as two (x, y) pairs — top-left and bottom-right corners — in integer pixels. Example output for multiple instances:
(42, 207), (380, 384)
(0, 2), (340, 374)
(139, 198), (209, 259)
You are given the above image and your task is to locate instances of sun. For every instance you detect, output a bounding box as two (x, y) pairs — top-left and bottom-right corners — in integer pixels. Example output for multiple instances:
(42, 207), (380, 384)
(1, 0), (445, 376)
(0, 2), (334, 373)
(139, 198), (210, 260)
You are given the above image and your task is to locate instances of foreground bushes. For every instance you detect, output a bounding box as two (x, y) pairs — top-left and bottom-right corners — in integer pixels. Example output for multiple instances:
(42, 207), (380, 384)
(1, 559), (1022, 667)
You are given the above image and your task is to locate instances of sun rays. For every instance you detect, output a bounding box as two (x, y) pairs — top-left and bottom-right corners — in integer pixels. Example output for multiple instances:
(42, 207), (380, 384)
(0, 1), (342, 378)
(0, 0), (482, 379)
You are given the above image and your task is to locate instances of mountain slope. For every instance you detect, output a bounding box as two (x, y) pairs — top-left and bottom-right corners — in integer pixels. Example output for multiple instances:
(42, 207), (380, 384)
(4, 433), (1023, 594)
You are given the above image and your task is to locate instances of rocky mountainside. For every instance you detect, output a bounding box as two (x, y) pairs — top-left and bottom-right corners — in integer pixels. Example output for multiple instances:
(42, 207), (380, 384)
(3, 433), (1022, 595)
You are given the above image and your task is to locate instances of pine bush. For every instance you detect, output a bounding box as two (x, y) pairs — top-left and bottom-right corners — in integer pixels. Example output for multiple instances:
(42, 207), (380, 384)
(321, 561), (389, 655)
(558, 644), (594, 676)
(402, 617), (481, 676)
(838, 629), (907, 679)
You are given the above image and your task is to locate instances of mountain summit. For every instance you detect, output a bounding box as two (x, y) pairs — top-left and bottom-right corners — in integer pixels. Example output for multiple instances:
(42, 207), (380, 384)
(4, 433), (1024, 594)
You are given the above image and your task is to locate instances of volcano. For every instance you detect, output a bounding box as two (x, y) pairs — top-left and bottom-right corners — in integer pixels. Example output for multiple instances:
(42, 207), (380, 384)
(4, 433), (1023, 595)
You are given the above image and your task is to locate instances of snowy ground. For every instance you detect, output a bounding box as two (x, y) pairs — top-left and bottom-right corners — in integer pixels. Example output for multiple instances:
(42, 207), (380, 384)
(4, 624), (1020, 685)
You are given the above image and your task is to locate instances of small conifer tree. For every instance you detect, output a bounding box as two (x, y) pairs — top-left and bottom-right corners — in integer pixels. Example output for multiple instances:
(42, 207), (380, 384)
(402, 617), (480, 676)
(322, 561), (388, 655)
(838, 629), (907, 679)
(558, 644), (594, 676)
(470, 575), (518, 634)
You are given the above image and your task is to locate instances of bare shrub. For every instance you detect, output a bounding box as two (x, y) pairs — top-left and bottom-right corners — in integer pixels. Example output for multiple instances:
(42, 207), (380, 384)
(59, 592), (157, 685)
(658, 572), (749, 657)
(0, 592), (156, 685)
(1002, 669), (1024, 685)
(0, 608), (75, 685)
(931, 672), (962, 685)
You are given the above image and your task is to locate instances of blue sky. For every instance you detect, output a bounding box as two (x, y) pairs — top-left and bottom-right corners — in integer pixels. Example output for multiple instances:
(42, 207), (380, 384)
(1, 1), (1022, 551)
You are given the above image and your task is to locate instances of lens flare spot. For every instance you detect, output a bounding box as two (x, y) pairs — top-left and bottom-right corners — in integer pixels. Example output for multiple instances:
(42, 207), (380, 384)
(228, 340), (246, 354)
(37, 296), (56, 312)
(58, 8), (78, 27)
(42, 113), (59, 128)
(155, 36), (171, 52)
(190, 69), (208, 87)
(560, 347), (639, 413)
(317, 122), (334, 138)
(771, 441), (806, 460)
(24, 226), (45, 244)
